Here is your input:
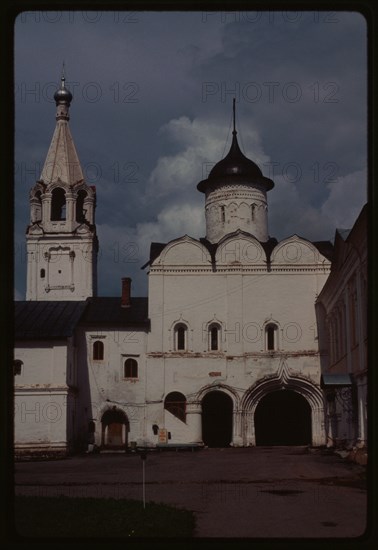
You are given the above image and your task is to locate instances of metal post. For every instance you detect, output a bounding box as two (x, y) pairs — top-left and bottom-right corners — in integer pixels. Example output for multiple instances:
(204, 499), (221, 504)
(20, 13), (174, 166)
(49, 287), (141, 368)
(142, 459), (145, 509)
(140, 450), (147, 509)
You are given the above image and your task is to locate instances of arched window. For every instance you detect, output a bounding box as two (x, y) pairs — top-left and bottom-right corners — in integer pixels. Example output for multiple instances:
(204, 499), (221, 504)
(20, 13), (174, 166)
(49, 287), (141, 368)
(174, 324), (187, 351)
(13, 360), (23, 376)
(124, 358), (138, 378)
(76, 190), (87, 223)
(164, 392), (186, 422)
(51, 188), (66, 221)
(40, 268), (45, 278)
(266, 323), (278, 351)
(220, 205), (226, 223)
(251, 203), (256, 221)
(209, 323), (221, 351)
(93, 340), (104, 360)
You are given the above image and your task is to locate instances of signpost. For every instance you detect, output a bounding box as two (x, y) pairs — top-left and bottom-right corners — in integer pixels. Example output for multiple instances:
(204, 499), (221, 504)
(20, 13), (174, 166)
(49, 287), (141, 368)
(140, 450), (147, 509)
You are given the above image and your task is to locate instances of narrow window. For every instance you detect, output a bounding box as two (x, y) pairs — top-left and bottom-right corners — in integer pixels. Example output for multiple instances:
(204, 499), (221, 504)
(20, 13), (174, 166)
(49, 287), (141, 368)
(124, 358), (138, 378)
(51, 188), (66, 221)
(13, 360), (23, 376)
(266, 324), (277, 351)
(220, 205), (226, 223)
(251, 204), (256, 221)
(93, 340), (104, 360)
(164, 392), (186, 422)
(40, 268), (45, 278)
(209, 324), (221, 351)
(175, 324), (187, 351)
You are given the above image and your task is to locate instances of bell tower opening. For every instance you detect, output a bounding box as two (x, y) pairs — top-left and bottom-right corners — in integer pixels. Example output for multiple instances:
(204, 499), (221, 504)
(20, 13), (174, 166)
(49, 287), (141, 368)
(51, 188), (66, 221)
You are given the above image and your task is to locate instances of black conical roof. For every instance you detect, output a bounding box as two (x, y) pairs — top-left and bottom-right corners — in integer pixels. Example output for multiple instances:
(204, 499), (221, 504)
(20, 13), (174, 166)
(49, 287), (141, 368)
(197, 129), (274, 193)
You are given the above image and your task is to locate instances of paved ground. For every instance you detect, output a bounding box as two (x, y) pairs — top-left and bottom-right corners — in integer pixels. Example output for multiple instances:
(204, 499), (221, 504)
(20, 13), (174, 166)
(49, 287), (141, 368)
(15, 446), (367, 539)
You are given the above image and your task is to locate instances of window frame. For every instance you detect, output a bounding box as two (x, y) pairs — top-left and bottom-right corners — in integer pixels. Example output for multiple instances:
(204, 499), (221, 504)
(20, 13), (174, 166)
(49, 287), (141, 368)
(124, 358), (138, 379)
(92, 339), (104, 361)
(174, 323), (188, 352)
(208, 323), (221, 351)
(265, 323), (278, 351)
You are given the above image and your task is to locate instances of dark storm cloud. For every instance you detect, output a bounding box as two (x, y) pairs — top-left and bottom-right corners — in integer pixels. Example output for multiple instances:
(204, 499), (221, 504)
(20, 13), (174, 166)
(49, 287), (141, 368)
(14, 11), (367, 298)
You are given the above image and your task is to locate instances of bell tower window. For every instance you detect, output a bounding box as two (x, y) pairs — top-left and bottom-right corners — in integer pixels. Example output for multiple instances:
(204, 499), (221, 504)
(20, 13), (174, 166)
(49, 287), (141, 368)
(51, 188), (66, 221)
(76, 190), (87, 223)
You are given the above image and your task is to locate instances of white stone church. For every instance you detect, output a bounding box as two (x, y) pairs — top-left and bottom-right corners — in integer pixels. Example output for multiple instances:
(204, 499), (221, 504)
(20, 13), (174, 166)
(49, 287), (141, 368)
(14, 75), (364, 455)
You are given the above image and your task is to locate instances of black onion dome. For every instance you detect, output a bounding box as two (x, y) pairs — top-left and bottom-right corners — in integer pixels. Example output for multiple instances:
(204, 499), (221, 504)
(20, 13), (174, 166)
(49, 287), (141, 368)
(54, 76), (73, 105)
(197, 130), (274, 193)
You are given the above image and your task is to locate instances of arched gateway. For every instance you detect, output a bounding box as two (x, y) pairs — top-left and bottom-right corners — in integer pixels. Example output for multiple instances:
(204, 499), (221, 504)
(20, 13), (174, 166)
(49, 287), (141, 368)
(254, 390), (312, 445)
(201, 391), (233, 447)
(241, 364), (326, 447)
(101, 408), (129, 449)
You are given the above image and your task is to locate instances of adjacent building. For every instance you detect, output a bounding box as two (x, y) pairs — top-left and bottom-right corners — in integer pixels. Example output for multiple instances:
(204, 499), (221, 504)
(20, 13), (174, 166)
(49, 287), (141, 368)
(316, 205), (367, 449)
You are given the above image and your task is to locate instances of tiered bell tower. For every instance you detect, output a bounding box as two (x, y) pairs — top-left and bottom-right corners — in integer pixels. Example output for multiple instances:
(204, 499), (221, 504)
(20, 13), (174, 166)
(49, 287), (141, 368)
(26, 69), (98, 300)
(197, 99), (274, 243)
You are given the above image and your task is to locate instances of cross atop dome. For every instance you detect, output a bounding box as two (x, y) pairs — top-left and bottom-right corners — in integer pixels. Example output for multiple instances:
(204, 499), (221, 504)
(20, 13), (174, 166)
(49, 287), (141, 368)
(197, 99), (274, 193)
(197, 100), (274, 243)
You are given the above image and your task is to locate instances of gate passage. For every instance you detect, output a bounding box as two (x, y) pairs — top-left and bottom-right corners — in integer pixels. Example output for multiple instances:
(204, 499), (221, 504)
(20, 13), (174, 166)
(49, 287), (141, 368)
(254, 390), (312, 446)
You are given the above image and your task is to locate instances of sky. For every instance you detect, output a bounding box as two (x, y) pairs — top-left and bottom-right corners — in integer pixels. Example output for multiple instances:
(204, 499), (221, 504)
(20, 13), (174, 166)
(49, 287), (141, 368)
(14, 10), (367, 299)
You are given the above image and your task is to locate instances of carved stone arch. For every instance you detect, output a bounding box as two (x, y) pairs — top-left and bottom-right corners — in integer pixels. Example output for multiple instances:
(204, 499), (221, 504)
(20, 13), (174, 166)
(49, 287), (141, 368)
(195, 383), (241, 410)
(196, 383), (243, 447)
(48, 179), (71, 193)
(169, 314), (192, 351)
(74, 182), (95, 199)
(241, 360), (325, 446)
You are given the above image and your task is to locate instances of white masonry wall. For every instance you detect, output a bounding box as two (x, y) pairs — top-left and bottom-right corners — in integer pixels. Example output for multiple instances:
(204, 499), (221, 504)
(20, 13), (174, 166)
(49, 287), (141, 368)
(14, 341), (72, 453)
(144, 232), (331, 447)
(75, 326), (148, 449)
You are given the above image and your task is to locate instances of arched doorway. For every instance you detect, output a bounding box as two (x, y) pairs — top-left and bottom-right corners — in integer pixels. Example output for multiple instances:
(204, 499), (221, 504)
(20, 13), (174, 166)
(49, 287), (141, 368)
(202, 391), (233, 447)
(254, 390), (311, 445)
(101, 408), (128, 449)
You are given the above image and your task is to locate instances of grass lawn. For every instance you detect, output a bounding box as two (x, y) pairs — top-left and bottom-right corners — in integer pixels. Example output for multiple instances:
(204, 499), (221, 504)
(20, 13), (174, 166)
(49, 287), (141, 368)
(14, 496), (195, 538)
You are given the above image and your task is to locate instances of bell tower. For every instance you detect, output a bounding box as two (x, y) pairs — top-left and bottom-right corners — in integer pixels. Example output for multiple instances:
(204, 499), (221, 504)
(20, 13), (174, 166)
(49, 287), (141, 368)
(26, 69), (98, 300)
(197, 99), (274, 243)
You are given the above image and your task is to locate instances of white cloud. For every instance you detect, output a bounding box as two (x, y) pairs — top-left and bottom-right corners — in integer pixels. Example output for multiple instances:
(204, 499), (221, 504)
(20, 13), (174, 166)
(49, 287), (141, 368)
(147, 116), (270, 199)
(269, 169), (367, 241)
(320, 169), (367, 229)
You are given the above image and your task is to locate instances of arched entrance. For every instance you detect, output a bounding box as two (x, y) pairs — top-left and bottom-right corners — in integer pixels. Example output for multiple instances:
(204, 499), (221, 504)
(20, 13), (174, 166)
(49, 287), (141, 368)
(101, 408), (128, 449)
(202, 391), (233, 447)
(254, 390), (311, 445)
